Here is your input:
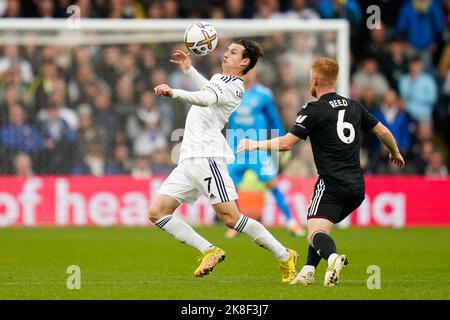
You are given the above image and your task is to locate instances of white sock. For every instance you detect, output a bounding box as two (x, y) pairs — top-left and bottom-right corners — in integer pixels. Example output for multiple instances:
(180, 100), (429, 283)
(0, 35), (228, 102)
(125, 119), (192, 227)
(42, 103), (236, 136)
(301, 265), (316, 274)
(154, 215), (214, 254)
(234, 215), (289, 261)
(327, 253), (339, 266)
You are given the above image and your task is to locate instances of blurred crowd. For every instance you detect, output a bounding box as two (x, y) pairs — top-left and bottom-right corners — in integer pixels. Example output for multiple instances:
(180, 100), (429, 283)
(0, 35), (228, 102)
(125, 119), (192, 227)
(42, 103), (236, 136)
(0, 0), (449, 179)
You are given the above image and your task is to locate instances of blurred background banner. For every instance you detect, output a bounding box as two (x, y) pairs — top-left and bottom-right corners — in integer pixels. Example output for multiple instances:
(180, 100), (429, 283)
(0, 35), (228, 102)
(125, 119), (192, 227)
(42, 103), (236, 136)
(0, 176), (448, 227)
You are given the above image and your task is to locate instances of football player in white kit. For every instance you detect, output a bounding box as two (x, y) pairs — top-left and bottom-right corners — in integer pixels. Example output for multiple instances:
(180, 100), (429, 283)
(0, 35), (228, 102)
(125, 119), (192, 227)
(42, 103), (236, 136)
(151, 40), (298, 283)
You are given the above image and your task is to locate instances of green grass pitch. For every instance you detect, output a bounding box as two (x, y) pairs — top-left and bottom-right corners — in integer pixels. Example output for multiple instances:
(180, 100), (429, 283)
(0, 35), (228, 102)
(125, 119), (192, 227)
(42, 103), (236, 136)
(0, 226), (449, 300)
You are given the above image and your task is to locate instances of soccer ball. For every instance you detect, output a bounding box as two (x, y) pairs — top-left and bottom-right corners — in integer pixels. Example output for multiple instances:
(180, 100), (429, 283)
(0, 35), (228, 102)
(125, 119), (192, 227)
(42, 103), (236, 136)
(184, 21), (218, 56)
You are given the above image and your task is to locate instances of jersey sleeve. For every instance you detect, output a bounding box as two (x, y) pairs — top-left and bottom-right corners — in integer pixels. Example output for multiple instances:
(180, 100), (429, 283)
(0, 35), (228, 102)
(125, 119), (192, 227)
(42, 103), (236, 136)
(360, 103), (379, 131)
(289, 103), (317, 140)
(203, 74), (240, 105)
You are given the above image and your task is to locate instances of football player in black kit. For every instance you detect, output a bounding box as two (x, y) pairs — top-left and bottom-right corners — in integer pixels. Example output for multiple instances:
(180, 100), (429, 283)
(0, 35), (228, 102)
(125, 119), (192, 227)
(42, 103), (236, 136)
(238, 58), (405, 286)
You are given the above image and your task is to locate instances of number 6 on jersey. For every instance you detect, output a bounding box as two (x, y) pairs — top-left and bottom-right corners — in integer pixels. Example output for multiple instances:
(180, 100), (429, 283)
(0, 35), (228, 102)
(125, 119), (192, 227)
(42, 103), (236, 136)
(337, 109), (355, 144)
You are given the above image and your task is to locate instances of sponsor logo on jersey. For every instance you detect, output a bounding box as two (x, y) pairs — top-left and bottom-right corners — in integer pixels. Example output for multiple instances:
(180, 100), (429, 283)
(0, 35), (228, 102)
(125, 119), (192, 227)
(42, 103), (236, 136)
(295, 115), (308, 129)
(209, 82), (224, 94)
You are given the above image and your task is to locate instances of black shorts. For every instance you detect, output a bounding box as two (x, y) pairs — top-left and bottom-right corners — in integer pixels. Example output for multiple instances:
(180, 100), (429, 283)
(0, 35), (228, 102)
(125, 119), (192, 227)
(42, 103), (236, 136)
(307, 177), (365, 224)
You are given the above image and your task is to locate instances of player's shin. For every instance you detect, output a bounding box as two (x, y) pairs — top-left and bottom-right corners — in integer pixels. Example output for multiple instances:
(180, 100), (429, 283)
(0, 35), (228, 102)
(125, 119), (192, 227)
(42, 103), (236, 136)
(154, 215), (214, 253)
(311, 231), (338, 265)
(233, 214), (289, 261)
(306, 244), (321, 268)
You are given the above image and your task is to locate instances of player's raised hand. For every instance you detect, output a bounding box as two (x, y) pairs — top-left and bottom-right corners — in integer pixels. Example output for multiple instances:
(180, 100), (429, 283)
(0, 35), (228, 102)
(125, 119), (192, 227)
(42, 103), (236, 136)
(154, 84), (173, 97)
(170, 50), (192, 72)
(389, 152), (405, 168)
(237, 139), (259, 153)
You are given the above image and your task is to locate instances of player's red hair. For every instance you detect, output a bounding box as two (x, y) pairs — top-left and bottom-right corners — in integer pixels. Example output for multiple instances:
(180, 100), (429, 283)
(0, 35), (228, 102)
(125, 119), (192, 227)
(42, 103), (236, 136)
(312, 58), (339, 85)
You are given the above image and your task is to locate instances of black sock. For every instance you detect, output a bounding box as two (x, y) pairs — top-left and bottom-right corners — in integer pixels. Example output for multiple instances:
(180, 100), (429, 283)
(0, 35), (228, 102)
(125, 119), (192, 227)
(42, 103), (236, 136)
(311, 232), (337, 261)
(306, 245), (321, 267)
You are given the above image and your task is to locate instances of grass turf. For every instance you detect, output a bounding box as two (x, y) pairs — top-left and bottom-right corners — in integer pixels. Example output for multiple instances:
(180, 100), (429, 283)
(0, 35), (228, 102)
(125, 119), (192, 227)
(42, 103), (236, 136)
(0, 226), (449, 300)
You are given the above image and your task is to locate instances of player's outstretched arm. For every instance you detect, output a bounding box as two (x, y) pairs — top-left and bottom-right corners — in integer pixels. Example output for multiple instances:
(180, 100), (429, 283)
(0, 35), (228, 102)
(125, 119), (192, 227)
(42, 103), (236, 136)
(371, 122), (405, 168)
(154, 83), (217, 107)
(170, 50), (209, 90)
(169, 50), (192, 72)
(237, 133), (300, 153)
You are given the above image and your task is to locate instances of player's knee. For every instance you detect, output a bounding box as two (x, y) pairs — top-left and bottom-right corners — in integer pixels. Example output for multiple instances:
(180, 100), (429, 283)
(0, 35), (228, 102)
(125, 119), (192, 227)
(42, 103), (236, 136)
(217, 213), (238, 228)
(148, 204), (169, 223)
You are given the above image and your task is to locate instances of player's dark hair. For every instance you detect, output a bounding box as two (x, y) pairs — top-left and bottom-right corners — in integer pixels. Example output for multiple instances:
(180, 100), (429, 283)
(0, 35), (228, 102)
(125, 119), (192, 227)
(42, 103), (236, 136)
(238, 39), (263, 75)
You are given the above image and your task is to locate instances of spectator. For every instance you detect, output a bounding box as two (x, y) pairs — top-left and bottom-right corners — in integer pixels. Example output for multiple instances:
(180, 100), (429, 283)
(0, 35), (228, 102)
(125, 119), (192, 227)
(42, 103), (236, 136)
(71, 148), (121, 176)
(117, 52), (139, 79)
(162, 0), (180, 18)
(364, 22), (389, 63)
(38, 102), (77, 174)
(92, 89), (120, 152)
(225, 0), (245, 19)
(74, 0), (92, 18)
(316, 0), (362, 26)
(1, 0), (21, 18)
(399, 55), (438, 123)
(372, 89), (411, 155)
(133, 113), (168, 157)
(131, 155), (152, 179)
(379, 35), (409, 91)
(411, 139), (435, 174)
(114, 75), (138, 123)
(112, 143), (132, 174)
(352, 57), (390, 100)
(122, 0), (146, 18)
(360, 86), (379, 112)
(438, 43), (450, 78)
(0, 104), (43, 171)
(69, 63), (109, 106)
(397, 0), (444, 64)
(146, 0), (163, 19)
(209, 5), (226, 19)
(0, 44), (33, 84)
(97, 46), (121, 90)
(47, 79), (79, 130)
(126, 91), (163, 140)
(34, 62), (60, 111)
(283, 0), (320, 19)
(36, 0), (56, 18)
(13, 153), (34, 177)
(107, 0), (145, 19)
(254, 0), (281, 19)
(281, 34), (316, 84)
(150, 147), (175, 176)
(425, 151), (448, 177)
(317, 31), (337, 58)
(278, 88), (302, 130)
(0, 85), (25, 125)
(360, 86), (379, 151)
(38, 90), (79, 133)
(75, 104), (108, 160)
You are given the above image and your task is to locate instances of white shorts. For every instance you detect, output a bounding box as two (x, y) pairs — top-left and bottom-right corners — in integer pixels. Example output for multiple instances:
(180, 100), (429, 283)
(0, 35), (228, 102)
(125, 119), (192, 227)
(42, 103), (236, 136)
(158, 157), (238, 205)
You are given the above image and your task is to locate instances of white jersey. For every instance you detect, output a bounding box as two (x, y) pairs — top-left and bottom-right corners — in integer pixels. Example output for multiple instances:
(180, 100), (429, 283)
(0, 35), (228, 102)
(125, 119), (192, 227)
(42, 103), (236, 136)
(179, 73), (244, 163)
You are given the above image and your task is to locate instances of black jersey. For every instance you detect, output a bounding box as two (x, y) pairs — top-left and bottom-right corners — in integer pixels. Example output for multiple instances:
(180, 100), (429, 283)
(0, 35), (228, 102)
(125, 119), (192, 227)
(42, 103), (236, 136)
(290, 92), (379, 195)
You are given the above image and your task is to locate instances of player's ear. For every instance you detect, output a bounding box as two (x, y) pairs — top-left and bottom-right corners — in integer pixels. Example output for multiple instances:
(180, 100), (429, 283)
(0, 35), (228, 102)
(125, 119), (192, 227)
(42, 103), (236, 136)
(240, 57), (250, 68)
(312, 77), (320, 87)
